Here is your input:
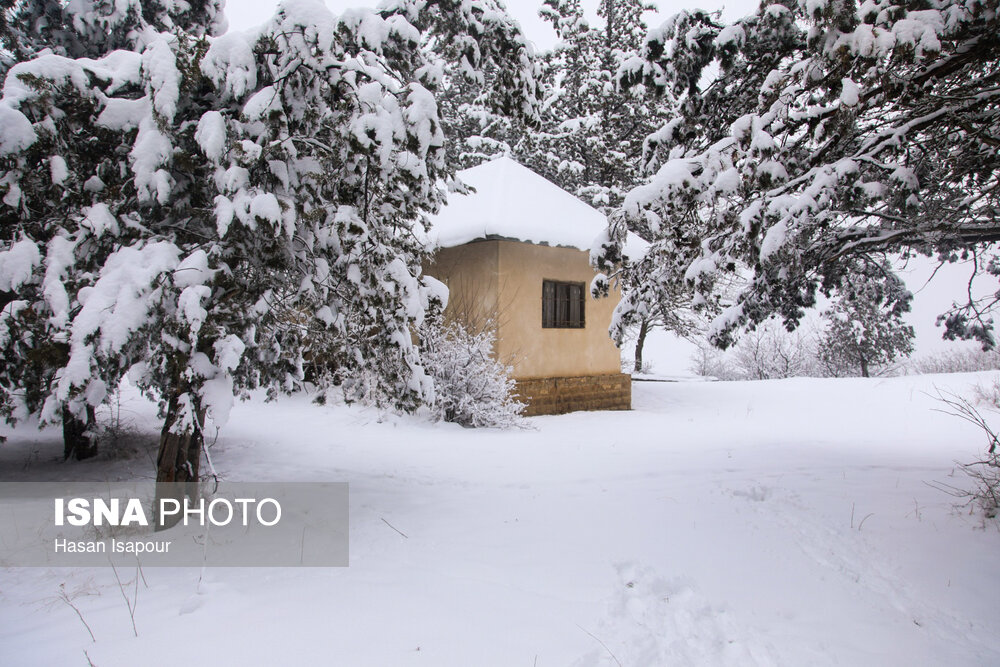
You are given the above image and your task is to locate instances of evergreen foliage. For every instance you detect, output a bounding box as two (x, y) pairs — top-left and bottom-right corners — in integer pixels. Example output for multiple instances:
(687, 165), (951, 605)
(0, 0), (539, 475)
(818, 261), (915, 377)
(597, 0), (1000, 349)
(440, 0), (662, 213)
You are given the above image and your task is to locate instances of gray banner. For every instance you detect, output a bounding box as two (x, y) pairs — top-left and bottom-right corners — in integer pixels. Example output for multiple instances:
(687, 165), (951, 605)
(0, 482), (348, 567)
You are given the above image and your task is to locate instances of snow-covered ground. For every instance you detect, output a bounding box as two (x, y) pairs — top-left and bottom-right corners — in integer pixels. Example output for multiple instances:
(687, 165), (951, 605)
(2, 373), (1000, 665)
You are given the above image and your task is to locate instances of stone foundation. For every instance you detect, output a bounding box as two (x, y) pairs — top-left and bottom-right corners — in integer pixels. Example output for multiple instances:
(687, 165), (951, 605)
(514, 373), (631, 417)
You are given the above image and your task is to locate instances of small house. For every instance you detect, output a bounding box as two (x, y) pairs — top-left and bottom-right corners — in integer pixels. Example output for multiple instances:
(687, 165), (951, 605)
(424, 156), (640, 416)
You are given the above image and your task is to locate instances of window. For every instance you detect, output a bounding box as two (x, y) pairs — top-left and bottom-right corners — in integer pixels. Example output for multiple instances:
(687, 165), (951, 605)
(542, 280), (585, 328)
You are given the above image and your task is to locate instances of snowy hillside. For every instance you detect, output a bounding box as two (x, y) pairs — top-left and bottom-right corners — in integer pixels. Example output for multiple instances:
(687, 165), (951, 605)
(2, 374), (999, 665)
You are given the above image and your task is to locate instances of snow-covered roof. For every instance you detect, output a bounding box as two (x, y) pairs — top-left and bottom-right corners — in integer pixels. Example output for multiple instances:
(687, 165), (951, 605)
(426, 156), (646, 258)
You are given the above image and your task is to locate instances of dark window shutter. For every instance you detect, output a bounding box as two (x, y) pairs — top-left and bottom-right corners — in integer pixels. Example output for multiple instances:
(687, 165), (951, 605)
(542, 280), (585, 329)
(543, 280), (555, 327)
(556, 282), (569, 326)
(568, 284), (582, 327)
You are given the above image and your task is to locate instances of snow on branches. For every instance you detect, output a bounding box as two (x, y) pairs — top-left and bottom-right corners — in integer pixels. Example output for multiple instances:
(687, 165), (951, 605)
(0, 0), (539, 454)
(439, 0), (661, 214)
(601, 0), (1000, 348)
(419, 316), (525, 428)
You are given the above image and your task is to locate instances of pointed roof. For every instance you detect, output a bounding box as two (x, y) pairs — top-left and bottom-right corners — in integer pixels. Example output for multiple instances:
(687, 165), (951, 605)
(426, 156), (646, 257)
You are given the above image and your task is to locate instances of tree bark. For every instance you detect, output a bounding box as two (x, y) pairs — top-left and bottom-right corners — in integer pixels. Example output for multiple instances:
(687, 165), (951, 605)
(860, 357), (870, 378)
(633, 319), (649, 374)
(62, 405), (98, 461)
(154, 394), (205, 531)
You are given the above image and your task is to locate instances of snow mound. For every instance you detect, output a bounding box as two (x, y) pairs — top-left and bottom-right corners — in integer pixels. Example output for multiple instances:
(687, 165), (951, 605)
(427, 156), (646, 258)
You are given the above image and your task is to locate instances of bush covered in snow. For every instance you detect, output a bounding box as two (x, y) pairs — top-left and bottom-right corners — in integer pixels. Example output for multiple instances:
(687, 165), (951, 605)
(691, 321), (820, 381)
(907, 348), (1000, 375)
(419, 318), (524, 428)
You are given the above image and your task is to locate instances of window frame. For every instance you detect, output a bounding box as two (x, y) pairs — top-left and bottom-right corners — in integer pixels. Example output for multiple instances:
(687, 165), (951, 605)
(542, 279), (586, 329)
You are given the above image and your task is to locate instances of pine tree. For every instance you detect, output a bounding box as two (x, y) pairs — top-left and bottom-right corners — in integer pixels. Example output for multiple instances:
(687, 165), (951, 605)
(1, 0), (225, 64)
(0, 0), (538, 488)
(600, 0), (1000, 349)
(437, 59), (523, 170)
(818, 261), (915, 377)
(441, 0), (664, 212)
(529, 0), (662, 212)
(0, 0), (229, 458)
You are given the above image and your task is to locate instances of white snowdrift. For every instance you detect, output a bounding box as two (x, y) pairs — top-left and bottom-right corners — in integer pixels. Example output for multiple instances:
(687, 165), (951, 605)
(1, 373), (999, 665)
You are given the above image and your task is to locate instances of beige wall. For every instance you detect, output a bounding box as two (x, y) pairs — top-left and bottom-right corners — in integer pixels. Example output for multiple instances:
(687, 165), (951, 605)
(424, 239), (623, 380)
(423, 241), (500, 337)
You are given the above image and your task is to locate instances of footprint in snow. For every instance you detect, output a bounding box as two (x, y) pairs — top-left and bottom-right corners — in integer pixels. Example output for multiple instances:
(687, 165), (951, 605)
(572, 562), (777, 666)
(733, 485), (772, 502)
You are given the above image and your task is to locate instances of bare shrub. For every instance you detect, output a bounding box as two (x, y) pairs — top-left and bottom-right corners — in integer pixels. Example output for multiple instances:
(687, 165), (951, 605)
(689, 340), (738, 380)
(908, 347), (1000, 375)
(95, 390), (147, 460)
(692, 321), (820, 381)
(734, 324), (819, 380)
(623, 357), (654, 375)
(930, 385), (1000, 521)
(973, 377), (1000, 408)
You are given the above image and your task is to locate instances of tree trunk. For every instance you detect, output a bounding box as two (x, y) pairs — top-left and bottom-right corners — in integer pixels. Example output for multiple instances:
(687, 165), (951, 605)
(860, 357), (870, 378)
(62, 405), (98, 461)
(633, 319), (649, 374)
(154, 394), (205, 531)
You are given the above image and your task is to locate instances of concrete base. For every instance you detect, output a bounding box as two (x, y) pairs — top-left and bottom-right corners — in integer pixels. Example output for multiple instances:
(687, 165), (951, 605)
(514, 373), (631, 416)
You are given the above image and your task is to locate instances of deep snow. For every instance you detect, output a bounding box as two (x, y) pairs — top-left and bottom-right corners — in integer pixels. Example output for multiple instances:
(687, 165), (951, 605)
(2, 373), (999, 665)
(426, 156), (647, 259)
